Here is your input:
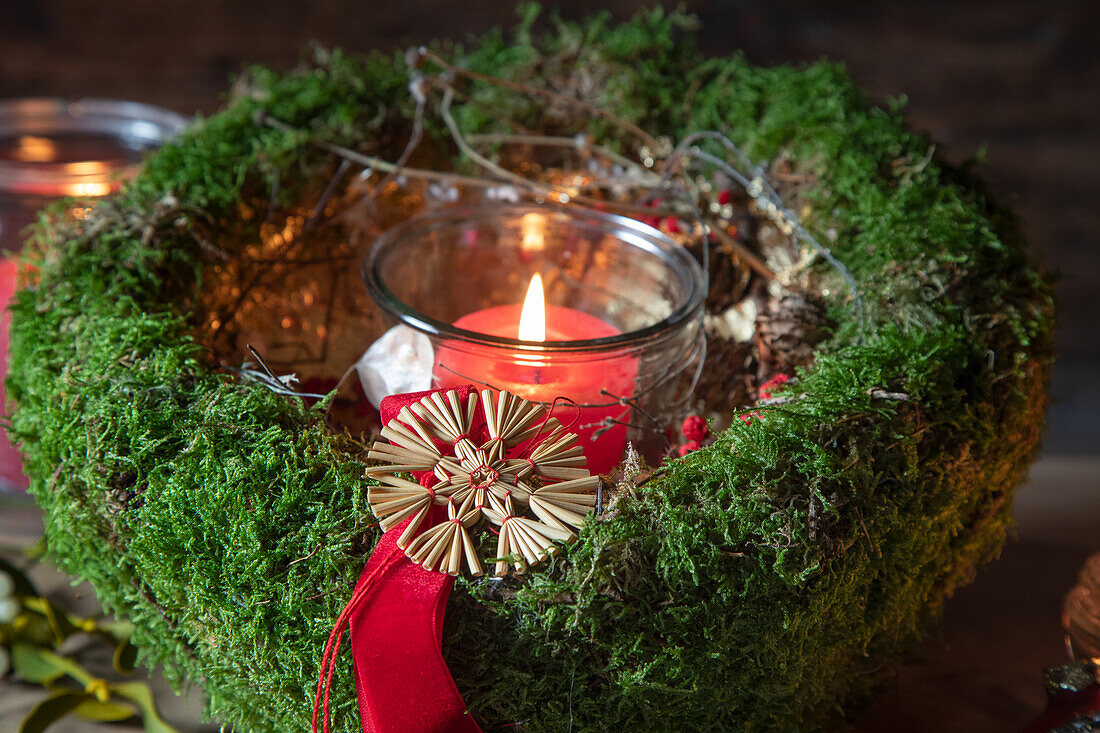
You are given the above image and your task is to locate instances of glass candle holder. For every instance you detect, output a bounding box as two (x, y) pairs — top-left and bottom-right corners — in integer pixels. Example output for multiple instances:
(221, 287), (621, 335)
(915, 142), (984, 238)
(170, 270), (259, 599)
(0, 98), (188, 251)
(0, 98), (187, 494)
(363, 204), (707, 473)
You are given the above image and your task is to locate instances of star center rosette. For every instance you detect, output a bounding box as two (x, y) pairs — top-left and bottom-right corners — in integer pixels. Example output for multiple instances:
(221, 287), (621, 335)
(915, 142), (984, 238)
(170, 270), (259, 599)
(364, 388), (599, 576)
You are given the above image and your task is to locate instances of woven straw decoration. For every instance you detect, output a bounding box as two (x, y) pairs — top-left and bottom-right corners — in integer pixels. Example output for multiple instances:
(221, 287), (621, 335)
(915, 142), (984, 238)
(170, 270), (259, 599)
(365, 389), (599, 576)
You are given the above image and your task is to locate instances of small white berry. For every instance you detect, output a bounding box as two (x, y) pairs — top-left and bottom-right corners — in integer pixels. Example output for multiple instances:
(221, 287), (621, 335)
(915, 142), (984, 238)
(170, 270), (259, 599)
(0, 598), (19, 624)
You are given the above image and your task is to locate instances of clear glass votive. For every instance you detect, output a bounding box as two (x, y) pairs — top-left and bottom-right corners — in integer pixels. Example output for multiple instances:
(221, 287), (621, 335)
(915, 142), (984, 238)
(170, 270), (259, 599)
(362, 204), (707, 473)
(0, 98), (188, 251)
(0, 98), (187, 494)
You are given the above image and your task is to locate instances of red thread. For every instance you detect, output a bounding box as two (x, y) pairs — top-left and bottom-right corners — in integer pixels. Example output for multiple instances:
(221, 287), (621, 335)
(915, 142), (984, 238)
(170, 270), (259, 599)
(312, 555), (397, 733)
(521, 397), (581, 457)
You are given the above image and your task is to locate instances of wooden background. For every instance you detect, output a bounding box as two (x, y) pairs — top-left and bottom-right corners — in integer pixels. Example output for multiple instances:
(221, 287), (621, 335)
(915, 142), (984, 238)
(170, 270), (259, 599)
(1, 4), (1097, 731)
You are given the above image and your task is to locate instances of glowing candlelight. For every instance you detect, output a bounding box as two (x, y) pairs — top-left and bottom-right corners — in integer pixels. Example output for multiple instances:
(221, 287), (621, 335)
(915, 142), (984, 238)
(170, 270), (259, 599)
(517, 274), (545, 342)
(437, 273), (636, 474)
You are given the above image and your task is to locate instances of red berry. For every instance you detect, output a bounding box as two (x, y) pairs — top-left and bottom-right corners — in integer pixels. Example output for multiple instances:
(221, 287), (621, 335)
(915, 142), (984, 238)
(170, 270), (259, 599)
(759, 373), (790, 399)
(718, 189), (732, 205)
(678, 440), (701, 457)
(664, 216), (681, 233)
(681, 415), (708, 442)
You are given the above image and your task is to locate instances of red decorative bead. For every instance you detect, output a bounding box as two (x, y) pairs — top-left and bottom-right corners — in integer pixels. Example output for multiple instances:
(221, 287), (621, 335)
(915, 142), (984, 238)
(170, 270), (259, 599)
(718, 189), (732, 205)
(664, 216), (681, 233)
(642, 215), (661, 229)
(678, 440), (701, 457)
(681, 415), (708, 442)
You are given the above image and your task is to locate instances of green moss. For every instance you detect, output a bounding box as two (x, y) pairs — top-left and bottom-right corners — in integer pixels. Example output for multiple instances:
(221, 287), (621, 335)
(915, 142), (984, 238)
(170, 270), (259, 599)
(7, 7), (1051, 732)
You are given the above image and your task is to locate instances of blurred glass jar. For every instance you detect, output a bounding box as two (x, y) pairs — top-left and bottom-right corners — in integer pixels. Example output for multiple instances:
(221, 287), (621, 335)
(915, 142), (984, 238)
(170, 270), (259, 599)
(0, 98), (187, 493)
(0, 98), (188, 250)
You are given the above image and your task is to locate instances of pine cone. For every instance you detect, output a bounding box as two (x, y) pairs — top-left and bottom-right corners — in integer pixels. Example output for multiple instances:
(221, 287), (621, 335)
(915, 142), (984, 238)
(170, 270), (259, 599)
(696, 336), (755, 417)
(755, 292), (830, 379)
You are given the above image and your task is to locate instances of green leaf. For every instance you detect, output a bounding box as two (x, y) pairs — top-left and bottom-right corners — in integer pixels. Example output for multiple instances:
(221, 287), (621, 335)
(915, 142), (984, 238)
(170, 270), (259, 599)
(5, 612), (55, 647)
(73, 697), (137, 722)
(10, 644), (92, 685)
(21, 597), (77, 643)
(96, 619), (135, 644)
(113, 637), (138, 674)
(111, 681), (178, 733)
(11, 644), (67, 684)
(19, 690), (90, 733)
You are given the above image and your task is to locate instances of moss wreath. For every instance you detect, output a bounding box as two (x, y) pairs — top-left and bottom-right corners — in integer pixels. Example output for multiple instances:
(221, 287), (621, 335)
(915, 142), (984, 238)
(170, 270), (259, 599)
(7, 9), (1053, 733)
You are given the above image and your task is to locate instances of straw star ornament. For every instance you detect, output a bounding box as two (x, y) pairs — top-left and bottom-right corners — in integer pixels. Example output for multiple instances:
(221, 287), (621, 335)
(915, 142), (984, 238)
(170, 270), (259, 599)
(365, 389), (600, 576)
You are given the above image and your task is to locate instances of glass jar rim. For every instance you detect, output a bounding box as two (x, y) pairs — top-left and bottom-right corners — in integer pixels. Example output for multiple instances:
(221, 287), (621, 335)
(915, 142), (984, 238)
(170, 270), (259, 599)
(362, 203), (707, 352)
(0, 98), (189, 194)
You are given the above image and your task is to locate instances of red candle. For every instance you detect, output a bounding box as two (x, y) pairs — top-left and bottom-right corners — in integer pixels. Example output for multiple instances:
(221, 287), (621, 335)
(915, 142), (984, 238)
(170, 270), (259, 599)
(0, 256), (26, 491)
(433, 275), (636, 474)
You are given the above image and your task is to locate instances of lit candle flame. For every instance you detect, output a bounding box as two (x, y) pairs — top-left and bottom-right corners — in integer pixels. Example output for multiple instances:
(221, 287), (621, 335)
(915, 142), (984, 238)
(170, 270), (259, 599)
(518, 274), (545, 342)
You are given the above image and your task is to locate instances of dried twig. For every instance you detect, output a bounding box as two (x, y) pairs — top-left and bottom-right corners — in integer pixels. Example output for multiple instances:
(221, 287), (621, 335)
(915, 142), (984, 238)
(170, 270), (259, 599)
(237, 344), (330, 400)
(303, 158), (350, 234)
(711, 225), (776, 281)
(757, 388), (910, 407)
(415, 47), (660, 151)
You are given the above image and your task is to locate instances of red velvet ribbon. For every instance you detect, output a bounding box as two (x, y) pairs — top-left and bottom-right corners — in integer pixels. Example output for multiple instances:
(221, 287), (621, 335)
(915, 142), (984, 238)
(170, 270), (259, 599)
(312, 386), (482, 733)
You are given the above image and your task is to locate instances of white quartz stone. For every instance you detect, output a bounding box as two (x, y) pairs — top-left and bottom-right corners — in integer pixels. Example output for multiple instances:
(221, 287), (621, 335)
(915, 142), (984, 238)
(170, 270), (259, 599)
(354, 325), (434, 408)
